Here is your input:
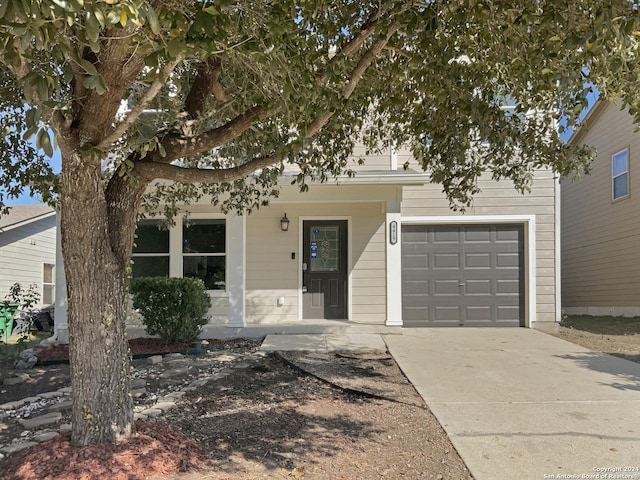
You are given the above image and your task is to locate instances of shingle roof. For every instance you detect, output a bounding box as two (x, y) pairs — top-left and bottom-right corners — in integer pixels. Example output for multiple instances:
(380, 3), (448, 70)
(0, 205), (55, 230)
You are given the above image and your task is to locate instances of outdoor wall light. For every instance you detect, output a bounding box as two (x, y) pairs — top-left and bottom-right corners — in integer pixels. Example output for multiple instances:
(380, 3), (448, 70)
(280, 213), (290, 232)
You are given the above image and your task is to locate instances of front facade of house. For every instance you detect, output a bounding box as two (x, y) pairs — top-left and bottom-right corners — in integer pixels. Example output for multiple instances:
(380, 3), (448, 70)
(0, 205), (57, 308)
(562, 100), (640, 317)
(54, 147), (560, 342)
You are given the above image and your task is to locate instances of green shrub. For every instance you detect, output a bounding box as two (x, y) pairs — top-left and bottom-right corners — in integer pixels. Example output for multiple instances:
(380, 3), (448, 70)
(130, 277), (211, 344)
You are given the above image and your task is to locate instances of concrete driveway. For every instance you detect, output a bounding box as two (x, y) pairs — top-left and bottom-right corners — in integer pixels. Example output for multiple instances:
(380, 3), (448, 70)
(384, 328), (640, 480)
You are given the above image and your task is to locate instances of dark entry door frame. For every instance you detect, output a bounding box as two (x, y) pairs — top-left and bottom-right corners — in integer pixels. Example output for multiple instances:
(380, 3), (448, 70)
(300, 218), (350, 320)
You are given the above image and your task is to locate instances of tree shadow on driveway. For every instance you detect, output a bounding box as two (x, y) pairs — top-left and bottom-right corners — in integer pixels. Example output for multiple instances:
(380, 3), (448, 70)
(555, 352), (640, 392)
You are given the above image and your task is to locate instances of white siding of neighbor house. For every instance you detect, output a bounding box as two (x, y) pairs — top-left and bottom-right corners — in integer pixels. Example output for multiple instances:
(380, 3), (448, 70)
(562, 102), (640, 314)
(400, 168), (559, 322)
(0, 215), (57, 307)
(245, 201), (386, 324)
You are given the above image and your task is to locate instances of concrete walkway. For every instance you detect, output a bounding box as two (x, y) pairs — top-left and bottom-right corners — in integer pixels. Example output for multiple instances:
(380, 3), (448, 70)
(384, 329), (640, 480)
(261, 333), (388, 353)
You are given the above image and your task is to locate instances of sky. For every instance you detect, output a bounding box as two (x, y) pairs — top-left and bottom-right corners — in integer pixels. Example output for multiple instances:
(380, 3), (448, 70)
(4, 148), (61, 206)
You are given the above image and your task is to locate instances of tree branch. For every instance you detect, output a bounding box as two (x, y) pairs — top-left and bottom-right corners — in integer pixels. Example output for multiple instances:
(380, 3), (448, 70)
(184, 57), (225, 119)
(342, 22), (401, 99)
(135, 150), (285, 183)
(147, 104), (274, 164)
(95, 54), (184, 151)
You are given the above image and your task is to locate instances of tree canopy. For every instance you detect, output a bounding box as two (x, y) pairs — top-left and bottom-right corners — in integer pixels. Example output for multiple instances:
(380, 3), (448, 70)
(2, 0), (638, 212)
(2, 0), (640, 446)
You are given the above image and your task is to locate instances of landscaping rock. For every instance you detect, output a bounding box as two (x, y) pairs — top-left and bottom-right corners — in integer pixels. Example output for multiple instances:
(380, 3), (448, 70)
(3, 374), (29, 386)
(1, 441), (38, 454)
(19, 412), (62, 429)
(47, 400), (72, 412)
(131, 378), (146, 389)
(58, 423), (72, 432)
(159, 367), (190, 378)
(147, 355), (163, 365)
(34, 432), (59, 442)
(15, 349), (38, 370)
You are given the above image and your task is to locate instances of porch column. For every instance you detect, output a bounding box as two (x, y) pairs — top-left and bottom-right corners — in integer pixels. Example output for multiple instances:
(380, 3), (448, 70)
(54, 214), (69, 342)
(385, 196), (403, 326)
(227, 213), (246, 327)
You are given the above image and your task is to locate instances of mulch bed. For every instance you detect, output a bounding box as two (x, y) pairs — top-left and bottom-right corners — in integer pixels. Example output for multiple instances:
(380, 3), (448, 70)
(1, 421), (204, 480)
(36, 337), (224, 363)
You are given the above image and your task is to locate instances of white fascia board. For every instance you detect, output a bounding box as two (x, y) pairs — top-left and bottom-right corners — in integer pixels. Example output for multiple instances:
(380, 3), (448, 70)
(0, 211), (56, 233)
(277, 172), (429, 187)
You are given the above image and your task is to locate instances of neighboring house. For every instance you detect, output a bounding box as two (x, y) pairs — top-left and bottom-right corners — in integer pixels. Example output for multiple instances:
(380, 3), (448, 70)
(562, 100), (640, 317)
(0, 205), (57, 308)
(53, 147), (561, 342)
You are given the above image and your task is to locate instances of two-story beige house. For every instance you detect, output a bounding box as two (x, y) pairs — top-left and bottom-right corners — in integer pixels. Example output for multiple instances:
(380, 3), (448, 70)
(53, 147), (561, 341)
(562, 100), (640, 317)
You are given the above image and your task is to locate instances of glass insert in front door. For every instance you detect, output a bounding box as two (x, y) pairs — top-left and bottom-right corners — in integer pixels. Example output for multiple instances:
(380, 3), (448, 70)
(309, 226), (339, 272)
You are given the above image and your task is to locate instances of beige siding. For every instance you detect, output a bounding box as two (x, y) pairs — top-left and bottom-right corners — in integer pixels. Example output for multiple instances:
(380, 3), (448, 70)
(0, 215), (57, 306)
(562, 102), (640, 309)
(245, 201), (386, 324)
(401, 169), (558, 322)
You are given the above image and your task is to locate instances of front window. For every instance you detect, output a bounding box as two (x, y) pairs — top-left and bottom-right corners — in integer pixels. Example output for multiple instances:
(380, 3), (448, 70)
(42, 263), (55, 304)
(612, 149), (629, 200)
(131, 220), (170, 278)
(183, 219), (226, 290)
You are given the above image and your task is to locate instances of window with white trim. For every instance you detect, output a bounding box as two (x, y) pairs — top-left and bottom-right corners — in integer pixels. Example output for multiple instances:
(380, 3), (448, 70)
(42, 263), (55, 304)
(131, 220), (170, 278)
(612, 149), (629, 200)
(182, 219), (226, 290)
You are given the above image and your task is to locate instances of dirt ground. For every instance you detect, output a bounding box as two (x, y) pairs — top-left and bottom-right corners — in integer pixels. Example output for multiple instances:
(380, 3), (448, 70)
(2, 319), (639, 480)
(549, 317), (640, 364)
(0, 340), (473, 480)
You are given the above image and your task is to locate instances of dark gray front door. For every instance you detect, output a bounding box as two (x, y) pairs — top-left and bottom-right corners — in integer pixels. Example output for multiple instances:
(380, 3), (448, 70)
(401, 224), (524, 327)
(303, 220), (348, 319)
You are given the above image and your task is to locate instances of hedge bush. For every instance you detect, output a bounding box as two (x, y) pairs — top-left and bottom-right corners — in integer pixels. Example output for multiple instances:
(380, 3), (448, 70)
(130, 277), (211, 344)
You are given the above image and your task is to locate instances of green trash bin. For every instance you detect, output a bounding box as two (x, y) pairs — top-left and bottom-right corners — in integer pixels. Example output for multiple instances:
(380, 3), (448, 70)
(0, 303), (19, 343)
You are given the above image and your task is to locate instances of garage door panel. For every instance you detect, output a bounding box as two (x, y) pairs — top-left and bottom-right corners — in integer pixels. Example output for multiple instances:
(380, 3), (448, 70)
(497, 279), (520, 294)
(465, 306), (492, 321)
(402, 224), (524, 327)
(434, 280), (461, 295)
(463, 226), (492, 242)
(464, 253), (492, 268)
(433, 253), (460, 269)
(465, 280), (491, 295)
(403, 253), (429, 268)
(434, 306), (460, 322)
(433, 229), (460, 243)
(495, 227), (521, 242)
(496, 253), (520, 268)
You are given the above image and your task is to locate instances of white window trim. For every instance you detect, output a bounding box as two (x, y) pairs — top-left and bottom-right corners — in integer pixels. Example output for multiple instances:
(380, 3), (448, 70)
(612, 148), (630, 201)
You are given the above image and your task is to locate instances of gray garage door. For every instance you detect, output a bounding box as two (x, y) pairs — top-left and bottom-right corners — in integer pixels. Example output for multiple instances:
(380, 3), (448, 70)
(401, 224), (524, 327)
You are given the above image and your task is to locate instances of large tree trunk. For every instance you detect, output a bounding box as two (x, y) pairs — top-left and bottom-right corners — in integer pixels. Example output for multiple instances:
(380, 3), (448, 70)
(59, 150), (145, 445)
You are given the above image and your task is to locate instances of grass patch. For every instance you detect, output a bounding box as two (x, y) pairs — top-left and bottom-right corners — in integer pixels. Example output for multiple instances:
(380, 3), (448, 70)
(561, 315), (640, 335)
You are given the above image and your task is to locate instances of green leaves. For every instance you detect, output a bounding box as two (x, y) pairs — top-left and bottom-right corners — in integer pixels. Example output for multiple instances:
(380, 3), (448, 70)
(35, 128), (54, 157)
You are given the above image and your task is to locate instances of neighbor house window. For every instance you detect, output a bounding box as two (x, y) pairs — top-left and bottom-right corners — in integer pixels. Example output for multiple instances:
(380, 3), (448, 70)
(42, 263), (55, 304)
(182, 219), (226, 290)
(131, 220), (170, 278)
(612, 149), (629, 200)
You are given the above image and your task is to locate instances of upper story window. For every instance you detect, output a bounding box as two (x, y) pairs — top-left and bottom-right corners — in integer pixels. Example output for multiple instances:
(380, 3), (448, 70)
(131, 220), (170, 278)
(183, 219), (226, 290)
(612, 149), (629, 200)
